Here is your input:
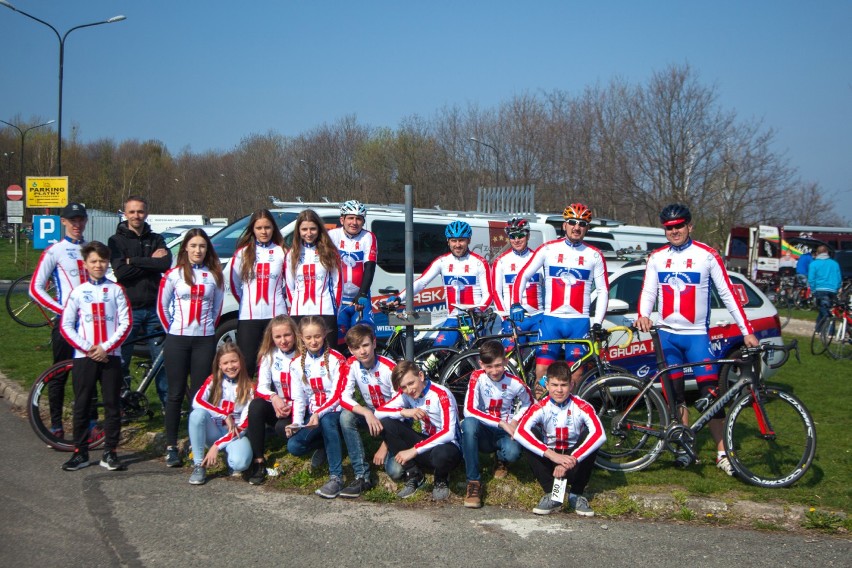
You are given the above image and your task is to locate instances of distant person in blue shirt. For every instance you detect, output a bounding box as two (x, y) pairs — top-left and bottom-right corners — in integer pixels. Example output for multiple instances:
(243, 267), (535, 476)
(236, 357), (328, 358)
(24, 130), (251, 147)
(808, 245), (842, 328)
(795, 251), (813, 287)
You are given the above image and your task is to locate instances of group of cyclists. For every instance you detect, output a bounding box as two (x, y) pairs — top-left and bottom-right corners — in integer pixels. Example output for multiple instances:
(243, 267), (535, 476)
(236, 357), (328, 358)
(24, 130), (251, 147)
(29, 194), (760, 515)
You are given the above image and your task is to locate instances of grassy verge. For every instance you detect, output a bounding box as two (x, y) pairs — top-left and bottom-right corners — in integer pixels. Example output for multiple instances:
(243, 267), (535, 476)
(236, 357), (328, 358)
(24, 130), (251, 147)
(0, 236), (39, 281)
(2, 309), (850, 528)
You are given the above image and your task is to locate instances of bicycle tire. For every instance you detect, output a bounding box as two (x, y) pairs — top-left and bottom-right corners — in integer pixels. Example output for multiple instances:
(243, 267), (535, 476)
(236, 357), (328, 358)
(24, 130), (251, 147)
(577, 364), (632, 393)
(824, 316), (852, 360)
(28, 360), (107, 452)
(6, 275), (52, 328)
(414, 346), (461, 380)
(577, 374), (669, 472)
(724, 388), (816, 488)
(811, 318), (830, 356)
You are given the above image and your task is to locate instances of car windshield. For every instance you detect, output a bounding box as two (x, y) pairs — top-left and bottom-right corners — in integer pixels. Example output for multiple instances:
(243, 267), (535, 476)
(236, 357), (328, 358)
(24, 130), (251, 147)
(209, 211), (299, 260)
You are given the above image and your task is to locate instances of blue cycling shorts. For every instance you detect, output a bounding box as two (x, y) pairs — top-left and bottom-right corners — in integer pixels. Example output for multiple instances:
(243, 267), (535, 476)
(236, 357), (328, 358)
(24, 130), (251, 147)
(535, 315), (590, 365)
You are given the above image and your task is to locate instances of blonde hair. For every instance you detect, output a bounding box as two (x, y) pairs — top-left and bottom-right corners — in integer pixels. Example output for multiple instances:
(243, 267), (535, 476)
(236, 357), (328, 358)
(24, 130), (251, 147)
(297, 316), (331, 385)
(257, 315), (299, 362)
(209, 343), (252, 407)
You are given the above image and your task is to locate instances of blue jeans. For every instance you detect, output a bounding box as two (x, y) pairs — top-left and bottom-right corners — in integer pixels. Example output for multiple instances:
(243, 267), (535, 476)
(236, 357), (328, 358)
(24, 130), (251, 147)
(813, 291), (836, 329)
(339, 409), (404, 480)
(121, 306), (168, 406)
(188, 408), (252, 472)
(461, 417), (522, 481)
(337, 303), (375, 346)
(286, 412), (344, 478)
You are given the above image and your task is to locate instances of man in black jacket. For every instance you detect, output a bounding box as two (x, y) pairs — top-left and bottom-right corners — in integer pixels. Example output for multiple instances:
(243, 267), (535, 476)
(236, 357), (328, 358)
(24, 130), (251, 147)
(108, 196), (172, 407)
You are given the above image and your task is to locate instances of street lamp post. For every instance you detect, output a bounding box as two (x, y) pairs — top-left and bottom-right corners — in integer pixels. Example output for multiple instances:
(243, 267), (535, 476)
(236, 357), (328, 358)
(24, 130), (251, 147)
(0, 119), (56, 186)
(469, 137), (500, 188)
(0, 1), (126, 175)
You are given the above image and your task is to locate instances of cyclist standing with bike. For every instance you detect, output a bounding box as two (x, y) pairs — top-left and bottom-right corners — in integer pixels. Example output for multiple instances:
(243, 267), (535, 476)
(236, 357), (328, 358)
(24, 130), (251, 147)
(29, 203), (90, 439)
(636, 203), (758, 475)
(328, 200), (378, 346)
(512, 203), (609, 385)
(492, 218), (543, 347)
(387, 220), (493, 348)
(108, 196), (171, 408)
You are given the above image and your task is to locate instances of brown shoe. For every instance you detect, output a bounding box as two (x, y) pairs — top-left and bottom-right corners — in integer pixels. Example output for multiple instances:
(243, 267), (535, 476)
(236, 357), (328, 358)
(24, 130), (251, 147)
(493, 460), (509, 479)
(464, 480), (482, 508)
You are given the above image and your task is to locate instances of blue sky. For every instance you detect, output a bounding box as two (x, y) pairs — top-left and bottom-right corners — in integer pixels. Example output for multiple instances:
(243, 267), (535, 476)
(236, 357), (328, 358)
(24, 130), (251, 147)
(2, 1), (850, 218)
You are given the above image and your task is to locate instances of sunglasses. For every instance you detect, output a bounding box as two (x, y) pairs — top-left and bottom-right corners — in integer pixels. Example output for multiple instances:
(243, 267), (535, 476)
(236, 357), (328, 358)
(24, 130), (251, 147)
(665, 222), (687, 231)
(508, 232), (528, 240)
(566, 219), (589, 227)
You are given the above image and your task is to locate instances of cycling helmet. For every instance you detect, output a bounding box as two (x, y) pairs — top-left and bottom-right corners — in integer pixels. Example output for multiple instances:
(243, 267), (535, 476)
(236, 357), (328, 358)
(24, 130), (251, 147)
(445, 220), (472, 239)
(504, 217), (530, 236)
(659, 203), (692, 226)
(562, 203), (593, 222)
(339, 199), (367, 218)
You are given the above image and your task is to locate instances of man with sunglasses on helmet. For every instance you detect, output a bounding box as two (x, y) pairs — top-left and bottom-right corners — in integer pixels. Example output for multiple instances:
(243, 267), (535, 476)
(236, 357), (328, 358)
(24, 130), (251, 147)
(387, 220), (493, 348)
(329, 200), (378, 346)
(513, 204), (609, 386)
(492, 218), (543, 347)
(636, 203), (758, 476)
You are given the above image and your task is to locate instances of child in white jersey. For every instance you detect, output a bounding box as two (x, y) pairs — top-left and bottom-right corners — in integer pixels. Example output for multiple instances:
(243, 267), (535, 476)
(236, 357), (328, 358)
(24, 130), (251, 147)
(59, 241), (131, 472)
(285, 316), (348, 498)
(244, 315), (299, 485)
(336, 324), (404, 498)
(187, 343), (254, 485)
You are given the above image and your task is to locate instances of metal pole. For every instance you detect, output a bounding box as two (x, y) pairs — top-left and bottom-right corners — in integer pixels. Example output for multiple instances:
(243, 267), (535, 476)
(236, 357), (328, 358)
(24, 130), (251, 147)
(404, 184), (415, 360)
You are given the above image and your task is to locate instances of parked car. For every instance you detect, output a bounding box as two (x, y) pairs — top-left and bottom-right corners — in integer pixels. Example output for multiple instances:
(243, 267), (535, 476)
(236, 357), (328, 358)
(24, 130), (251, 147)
(598, 264), (785, 389)
(162, 224), (225, 246)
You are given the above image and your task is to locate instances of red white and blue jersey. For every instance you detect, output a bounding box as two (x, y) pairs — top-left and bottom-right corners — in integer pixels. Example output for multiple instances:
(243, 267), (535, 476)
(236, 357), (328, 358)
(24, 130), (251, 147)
(400, 251), (493, 317)
(463, 369), (533, 426)
(638, 239), (754, 336)
(328, 227), (378, 303)
(30, 237), (88, 315)
(284, 245), (342, 316)
(375, 380), (459, 453)
(339, 355), (396, 412)
(255, 347), (298, 402)
(514, 239), (609, 324)
(157, 265), (224, 336)
(192, 375), (252, 449)
(230, 243), (288, 320)
(289, 348), (346, 424)
(514, 394), (605, 462)
(60, 277), (132, 358)
(492, 247), (543, 316)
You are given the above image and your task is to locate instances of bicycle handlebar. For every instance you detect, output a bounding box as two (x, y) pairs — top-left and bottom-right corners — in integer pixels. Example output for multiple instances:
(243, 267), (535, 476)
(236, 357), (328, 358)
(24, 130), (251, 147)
(741, 339), (800, 369)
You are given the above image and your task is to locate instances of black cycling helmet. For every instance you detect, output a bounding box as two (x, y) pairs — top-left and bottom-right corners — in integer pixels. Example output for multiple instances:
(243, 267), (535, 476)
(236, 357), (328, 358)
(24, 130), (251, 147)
(504, 217), (530, 236)
(659, 203), (692, 227)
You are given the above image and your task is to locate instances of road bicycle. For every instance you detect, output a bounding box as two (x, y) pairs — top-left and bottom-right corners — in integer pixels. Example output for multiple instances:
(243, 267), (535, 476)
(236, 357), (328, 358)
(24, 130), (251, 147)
(775, 275), (813, 329)
(5, 274), (53, 328)
(577, 327), (813, 488)
(438, 320), (635, 405)
(28, 331), (164, 451)
(811, 292), (852, 360)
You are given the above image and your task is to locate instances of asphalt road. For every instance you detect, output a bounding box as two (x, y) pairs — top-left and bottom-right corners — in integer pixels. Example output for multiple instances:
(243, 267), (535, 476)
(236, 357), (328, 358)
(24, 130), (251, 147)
(1, 401), (849, 567)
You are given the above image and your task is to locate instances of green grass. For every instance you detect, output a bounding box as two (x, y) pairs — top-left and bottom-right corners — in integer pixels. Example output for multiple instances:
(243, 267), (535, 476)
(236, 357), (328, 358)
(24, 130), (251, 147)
(0, 237), (40, 281)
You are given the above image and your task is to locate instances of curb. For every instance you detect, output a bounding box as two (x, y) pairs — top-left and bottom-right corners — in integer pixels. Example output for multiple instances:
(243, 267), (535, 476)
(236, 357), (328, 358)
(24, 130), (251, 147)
(0, 370), (28, 410)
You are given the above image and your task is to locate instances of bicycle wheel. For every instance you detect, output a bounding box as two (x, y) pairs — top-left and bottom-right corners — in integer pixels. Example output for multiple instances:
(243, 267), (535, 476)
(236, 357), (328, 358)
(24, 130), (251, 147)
(724, 388), (816, 488)
(578, 364), (632, 393)
(811, 318), (830, 356)
(28, 360), (107, 452)
(6, 275), (52, 328)
(577, 374), (669, 472)
(776, 288), (793, 329)
(824, 316), (852, 360)
(413, 346), (460, 383)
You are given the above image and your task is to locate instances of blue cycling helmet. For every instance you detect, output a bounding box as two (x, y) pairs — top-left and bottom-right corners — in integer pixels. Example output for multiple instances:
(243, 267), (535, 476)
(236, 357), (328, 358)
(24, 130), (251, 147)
(445, 220), (472, 239)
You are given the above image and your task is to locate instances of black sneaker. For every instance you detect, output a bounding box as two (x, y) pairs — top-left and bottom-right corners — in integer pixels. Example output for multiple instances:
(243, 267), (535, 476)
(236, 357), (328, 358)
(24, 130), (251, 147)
(100, 450), (127, 471)
(397, 469), (425, 499)
(248, 462), (267, 486)
(165, 446), (182, 468)
(339, 477), (373, 498)
(61, 450), (90, 471)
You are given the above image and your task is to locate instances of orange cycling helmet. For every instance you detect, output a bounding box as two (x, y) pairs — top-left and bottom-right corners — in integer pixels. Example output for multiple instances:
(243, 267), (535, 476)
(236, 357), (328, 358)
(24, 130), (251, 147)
(562, 203), (592, 222)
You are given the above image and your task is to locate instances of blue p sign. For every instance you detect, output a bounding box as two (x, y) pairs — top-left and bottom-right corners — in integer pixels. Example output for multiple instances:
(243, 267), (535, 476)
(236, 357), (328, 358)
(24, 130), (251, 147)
(34, 215), (61, 250)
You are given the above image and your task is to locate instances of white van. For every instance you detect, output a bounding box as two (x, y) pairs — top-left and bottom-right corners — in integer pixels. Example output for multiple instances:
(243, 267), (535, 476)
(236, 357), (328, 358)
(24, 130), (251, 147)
(210, 202), (558, 343)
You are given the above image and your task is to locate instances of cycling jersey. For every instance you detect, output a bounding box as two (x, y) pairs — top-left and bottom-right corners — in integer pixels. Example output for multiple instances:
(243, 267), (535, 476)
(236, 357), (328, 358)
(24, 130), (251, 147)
(328, 227), (378, 303)
(375, 380), (459, 454)
(399, 251), (493, 317)
(463, 369), (532, 426)
(514, 239), (608, 324)
(492, 247), (543, 316)
(289, 348), (346, 423)
(284, 244), (342, 316)
(255, 347), (298, 402)
(192, 374), (252, 449)
(638, 239), (754, 336)
(60, 277), (132, 358)
(30, 237), (88, 315)
(339, 355), (396, 412)
(157, 265), (224, 336)
(514, 394), (605, 463)
(229, 243), (288, 320)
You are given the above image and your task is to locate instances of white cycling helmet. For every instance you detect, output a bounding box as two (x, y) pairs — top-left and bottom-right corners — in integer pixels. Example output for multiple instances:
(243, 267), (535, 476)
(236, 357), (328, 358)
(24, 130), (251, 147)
(340, 200), (367, 218)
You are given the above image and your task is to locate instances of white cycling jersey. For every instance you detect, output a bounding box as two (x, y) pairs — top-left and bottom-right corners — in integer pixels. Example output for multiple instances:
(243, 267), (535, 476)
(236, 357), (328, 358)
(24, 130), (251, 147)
(30, 237), (88, 315)
(328, 227), (378, 303)
(157, 265), (224, 336)
(514, 394), (605, 462)
(284, 245), (342, 316)
(398, 251), (492, 317)
(192, 374), (252, 449)
(492, 247), (543, 316)
(229, 243), (288, 320)
(60, 277), (132, 357)
(375, 380), (459, 454)
(463, 369), (533, 426)
(289, 348), (346, 424)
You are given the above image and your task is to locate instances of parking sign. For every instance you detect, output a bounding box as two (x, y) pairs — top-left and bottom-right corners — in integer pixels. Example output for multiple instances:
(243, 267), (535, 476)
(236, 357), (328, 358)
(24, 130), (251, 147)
(34, 215), (61, 250)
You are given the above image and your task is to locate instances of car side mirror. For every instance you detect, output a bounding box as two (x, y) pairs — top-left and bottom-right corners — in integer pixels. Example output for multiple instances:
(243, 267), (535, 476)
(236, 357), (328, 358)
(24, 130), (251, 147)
(607, 299), (630, 315)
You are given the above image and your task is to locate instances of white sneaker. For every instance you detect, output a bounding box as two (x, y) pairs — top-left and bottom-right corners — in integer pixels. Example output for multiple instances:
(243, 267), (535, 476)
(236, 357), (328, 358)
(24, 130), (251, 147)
(716, 455), (735, 476)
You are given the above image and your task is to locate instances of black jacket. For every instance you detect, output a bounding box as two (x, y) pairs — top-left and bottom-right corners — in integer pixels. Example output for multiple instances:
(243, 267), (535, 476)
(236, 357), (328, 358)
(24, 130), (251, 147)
(108, 221), (172, 309)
